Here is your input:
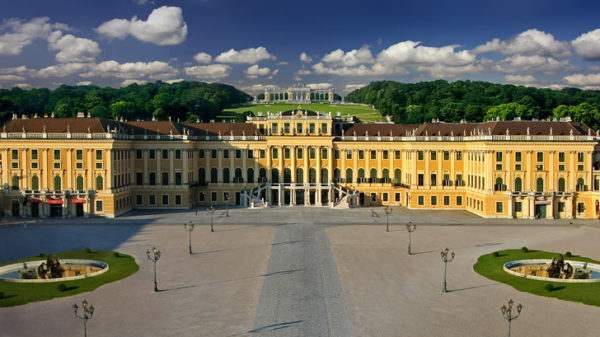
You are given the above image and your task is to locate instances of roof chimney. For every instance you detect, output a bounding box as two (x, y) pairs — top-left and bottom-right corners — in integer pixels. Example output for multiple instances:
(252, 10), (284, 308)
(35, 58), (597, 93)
(77, 111), (85, 118)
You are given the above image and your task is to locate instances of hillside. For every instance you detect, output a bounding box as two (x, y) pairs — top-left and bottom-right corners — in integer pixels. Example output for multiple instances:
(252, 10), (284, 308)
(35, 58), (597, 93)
(346, 80), (600, 129)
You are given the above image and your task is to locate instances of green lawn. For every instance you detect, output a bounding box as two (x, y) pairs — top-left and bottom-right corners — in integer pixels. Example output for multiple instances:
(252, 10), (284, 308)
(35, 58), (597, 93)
(474, 249), (600, 306)
(222, 103), (386, 122)
(0, 249), (139, 307)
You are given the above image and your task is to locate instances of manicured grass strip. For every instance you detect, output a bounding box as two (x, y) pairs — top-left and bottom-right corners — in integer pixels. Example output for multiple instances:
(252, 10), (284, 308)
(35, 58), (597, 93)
(473, 249), (600, 306)
(0, 250), (138, 307)
(222, 103), (384, 122)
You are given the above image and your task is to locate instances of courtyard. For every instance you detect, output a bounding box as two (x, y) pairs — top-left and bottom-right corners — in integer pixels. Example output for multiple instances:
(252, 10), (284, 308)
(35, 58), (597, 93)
(1, 207), (599, 336)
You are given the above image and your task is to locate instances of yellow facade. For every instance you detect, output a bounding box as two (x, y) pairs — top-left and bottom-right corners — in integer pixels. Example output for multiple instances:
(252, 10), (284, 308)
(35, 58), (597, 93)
(1, 109), (599, 219)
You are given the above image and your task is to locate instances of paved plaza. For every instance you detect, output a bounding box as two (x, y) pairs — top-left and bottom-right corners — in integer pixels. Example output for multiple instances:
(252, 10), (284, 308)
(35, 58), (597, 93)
(1, 207), (600, 336)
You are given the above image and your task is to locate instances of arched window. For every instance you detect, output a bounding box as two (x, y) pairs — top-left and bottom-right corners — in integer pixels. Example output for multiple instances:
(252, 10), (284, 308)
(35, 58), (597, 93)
(558, 177), (566, 192)
(76, 175), (84, 191)
(271, 168), (279, 183)
(321, 168), (328, 184)
(284, 168), (291, 183)
(296, 168), (303, 183)
(223, 168), (230, 183)
(210, 168), (218, 183)
(333, 168), (341, 182)
(309, 168), (316, 183)
(247, 168), (254, 183)
(577, 177), (585, 191)
(536, 177), (544, 192)
(259, 168), (267, 180)
(514, 177), (522, 192)
(394, 169), (401, 185)
(96, 176), (103, 190)
(235, 168), (242, 178)
(358, 168), (365, 179)
(346, 168), (353, 183)
(495, 177), (503, 191)
(370, 168), (378, 183)
(382, 169), (389, 179)
(11, 175), (19, 190)
(53, 176), (62, 191)
(198, 168), (206, 183)
(31, 175), (39, 190)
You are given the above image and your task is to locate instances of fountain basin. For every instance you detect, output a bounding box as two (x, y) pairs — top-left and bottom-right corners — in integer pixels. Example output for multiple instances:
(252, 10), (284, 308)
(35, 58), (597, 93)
(504, 259), (600, 283)
(0, 259), (109, 283)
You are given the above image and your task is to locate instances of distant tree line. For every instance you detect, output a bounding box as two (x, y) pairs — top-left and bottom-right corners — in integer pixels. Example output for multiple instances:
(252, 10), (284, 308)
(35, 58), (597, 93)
(0, 81), (253, 124)
(345, 80), (600, 129)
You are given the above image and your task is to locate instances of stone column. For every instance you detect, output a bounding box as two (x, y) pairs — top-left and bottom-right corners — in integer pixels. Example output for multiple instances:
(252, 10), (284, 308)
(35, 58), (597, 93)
(304, 146), (309, 183)
(328, 146), (333, 184)
(425, 150), (430, 186)
(217, 149), (223, 184)
(169, 149), (174, 185)
(183, 149), (189, 184)
(87, 149), (93, 188)
(506, 150), (512, 190)
(291, 146), (296, 183)
(106, 149), (113, 190)
(42, 149), (48, 189)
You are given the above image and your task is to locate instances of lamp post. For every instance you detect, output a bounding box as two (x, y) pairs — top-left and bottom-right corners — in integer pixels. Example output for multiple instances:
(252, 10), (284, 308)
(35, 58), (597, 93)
(208, 205), (215, 232)
(184, 220), (195, 254)
(440, 247), (455, 292)
(501, 299), (523, 337)
(406, 221), (416, 255)
(73, 299), (94, 337)
(384, 206), (392, 232)
(146, 247), (161, 292)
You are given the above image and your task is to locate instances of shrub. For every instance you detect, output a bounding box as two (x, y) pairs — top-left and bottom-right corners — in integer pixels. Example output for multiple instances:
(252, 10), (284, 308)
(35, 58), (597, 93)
(545, 283), (554, 292)
(0, 291), (4, 299)
(113, 251), (120, 258)
(37, 253), (46, 258)
(521, 247), (529, 253)
(57, 283), (67, 292)
(84, 247), (92, 254)
(493, 251), (500, 257)
(565, 251), (572, 258)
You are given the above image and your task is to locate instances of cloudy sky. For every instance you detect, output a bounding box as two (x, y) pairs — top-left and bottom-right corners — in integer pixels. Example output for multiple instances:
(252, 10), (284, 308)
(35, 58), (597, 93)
(1, 0), (599, 95)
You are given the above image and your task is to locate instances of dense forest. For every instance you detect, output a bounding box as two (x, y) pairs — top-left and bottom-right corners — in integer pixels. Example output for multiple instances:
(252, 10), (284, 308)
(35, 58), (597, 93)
(346, 80), (600, 129)
(0, 81), (253, 124)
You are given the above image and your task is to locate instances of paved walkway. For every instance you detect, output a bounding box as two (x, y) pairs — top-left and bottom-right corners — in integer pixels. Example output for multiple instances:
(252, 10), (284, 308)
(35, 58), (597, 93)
(251, 211), (352, 336)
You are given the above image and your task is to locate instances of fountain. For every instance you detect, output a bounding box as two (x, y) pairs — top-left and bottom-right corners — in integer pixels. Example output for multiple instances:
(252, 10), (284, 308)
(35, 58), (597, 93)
(504, 255), (600, 283)
(0, 255), (108, 283)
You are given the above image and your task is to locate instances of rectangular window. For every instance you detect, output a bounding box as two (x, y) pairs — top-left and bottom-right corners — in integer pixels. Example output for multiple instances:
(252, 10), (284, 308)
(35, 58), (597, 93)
(578, 164), (584, 171)
(496, 164), (503, 170)
(430, 151), (437, 160)
(11, 149), (18, 160)
(536, 165), (544, 171)
(395, 150), (401, 160)
(395, 192), (400, 202)
(95, 200), (103, 212)
(260, 150), (265, 158)
(443, 151), (450, 160)
(53, 162), (61, 169)
(431, 174), (437, 186)
(96, 162), (102, 169)
(309, 148), (315, 159)
(31, 149), (38, 160)
(136, 195), (143, 205)
(322, 148), (328, 159)
(149, 149), (155, 159)
(272, 148), (279, 159)
(382, 193), (388, 202)
(247, 149), (254, 158)
(515, 152), (522, 162)
(211, 150), (217, 159)
(136, 149), (142, 159)
(76, 150), (83, 160)
(559, 164), (565, 171)
(359, 150), (364, 159)
(236, 149), (241, 159)
(161, 149), (167, 159)
(32, 162), (39, 169)
(537, 152), (543, 162)
(383, 150), (388, 160)
(456, 196), (462, 206)
(417, 151), (424, 160)
(496, 152), (503, 161)
(297, 123), (303, 133)
(297, 148), (303, 159)
(149, 172), (156, 185)
(578, 152), (584, 162)
(175, 195), (182, 205)
(54, 149), (60, 160)
(456, 151), (462, 160)
(272, 123), (278, 133)
(321, 123), (327, 134)
(444, 195), (450, 206)
(211, 192), (217, 202)
(371, 150), (376, 160)
(334, 149), (340, 160)
(149, 195), (156, 205)
(431, 196), (437, 206)
(162, 195), (169, 205)
(162, 172), (169, 185)
(515, 164), (522, 171)
(309, 123), (315, 133)
(418, 174), (424, 186)
(199, 150), (205, 159)
(284, 148), (290, 159)
(558, 202), (565, 212)
(175, 150), (181, 159)
(456, 174), (463, 186)
(175, 172), (182, 185)
(559, 152), (565, 162)
(577, 202), (585, 213)
(96, 150), (102, 160)
(496, 202), (503, 213)
(346, 150), (352, 160)
(284, 123), (290, 133)
(418, 195), (424, 206)
(223, 150), (229, 159)
(136, 172), (143, 185)
(515, 202), (522, 212)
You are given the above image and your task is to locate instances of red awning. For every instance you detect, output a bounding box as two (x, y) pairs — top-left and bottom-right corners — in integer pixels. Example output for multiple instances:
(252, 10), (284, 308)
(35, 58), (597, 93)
(46, 199), (63, 205)
(27, 198), (42, 204)
(71, 199), (86, 204)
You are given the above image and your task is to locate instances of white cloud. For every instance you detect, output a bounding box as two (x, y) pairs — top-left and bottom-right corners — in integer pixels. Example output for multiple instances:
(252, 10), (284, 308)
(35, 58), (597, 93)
(0, 65), (35, 76)
(588, 65), (600, 72)
(96, 6), (187, 46)
(299, 52), (312, 63)
(272, 69), (279, 76)
(312, 62), (400, 76)
(121, 79), (148, 86)
(473, 29), (571, 58)
(0, 17), (67, 55)
(133, 0), (154, 5)
(77, 81), (92, 86)
(0, 75), (25, 82)
(414, 59), (491, 78)
(563, 73), (600, 87)
(244, 65), (271, 79)
(241, 83), (273, 95)
(184, 64), (231, 79)
(37, 63), (91, 78)
(322, 46), (374, 66)
(344, 83), (367, 92)
(80, 60), (178, 79)
(193, 52), (212, 64)
(495, 55), (577, 74)
(307, 83), (332, 89)
(275, 61), (288, 66)
(48, 31), (100, 63)
(165, 78), (184, 84)
(296, 69), (312, 75)
(505, 74), (537, 85)
(215, 46), (275, 64)
(572, 29), (600, 61)
(15, 83), (31, 89)
(377, 41), (475, 66)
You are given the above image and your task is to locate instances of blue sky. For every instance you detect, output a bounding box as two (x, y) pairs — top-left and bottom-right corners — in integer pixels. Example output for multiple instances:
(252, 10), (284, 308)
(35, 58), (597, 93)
(1, 0), (600, 95)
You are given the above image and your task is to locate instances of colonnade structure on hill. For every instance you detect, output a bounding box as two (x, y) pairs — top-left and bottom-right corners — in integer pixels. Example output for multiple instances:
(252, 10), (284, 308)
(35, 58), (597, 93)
(1, 108), (600, 219)
(263, 83), (334, 103)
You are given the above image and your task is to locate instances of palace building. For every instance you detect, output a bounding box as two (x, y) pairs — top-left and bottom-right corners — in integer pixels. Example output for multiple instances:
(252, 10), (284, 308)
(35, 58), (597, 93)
(1, 108), (600, 219)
